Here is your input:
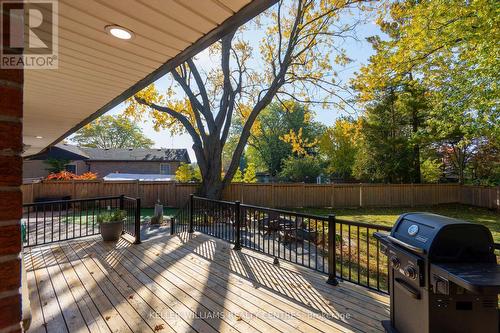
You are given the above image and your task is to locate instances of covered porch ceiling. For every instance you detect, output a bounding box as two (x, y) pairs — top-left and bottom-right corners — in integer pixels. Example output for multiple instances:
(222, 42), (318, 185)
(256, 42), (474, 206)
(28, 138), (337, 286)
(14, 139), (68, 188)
(23, 0), (277, 156)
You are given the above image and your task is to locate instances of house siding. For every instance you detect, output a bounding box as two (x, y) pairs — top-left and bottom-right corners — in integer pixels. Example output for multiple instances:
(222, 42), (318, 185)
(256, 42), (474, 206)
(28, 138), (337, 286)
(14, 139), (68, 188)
(23, 160), (88, 179)
(88, 161), (181, 177)
(23, 160), (48, 179)
(23, 160), (182, 179)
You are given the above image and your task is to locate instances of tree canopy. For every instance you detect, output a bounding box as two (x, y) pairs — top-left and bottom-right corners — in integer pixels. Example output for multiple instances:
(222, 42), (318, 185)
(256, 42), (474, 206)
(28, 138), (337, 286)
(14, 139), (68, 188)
(240, 101), (324, 177)
(115, 0), (498, 188)
(318, 117), (360, 180)
(351, 0), (499, 184)
(72, 114), (154, 149)
(124, 0), (368, 197)
(279, 155), (323, 183)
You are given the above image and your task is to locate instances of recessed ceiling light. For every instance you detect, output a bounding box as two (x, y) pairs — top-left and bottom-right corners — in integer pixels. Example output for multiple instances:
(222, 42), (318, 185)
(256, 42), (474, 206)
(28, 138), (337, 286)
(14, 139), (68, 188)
(105, 25), (135, 40)
(35, 136), (43, 139)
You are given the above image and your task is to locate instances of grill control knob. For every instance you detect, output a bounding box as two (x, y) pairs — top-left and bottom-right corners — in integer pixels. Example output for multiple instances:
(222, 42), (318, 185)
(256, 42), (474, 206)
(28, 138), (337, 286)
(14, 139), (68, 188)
(390, 256), (400, 269)
(404, 266), (417, 279)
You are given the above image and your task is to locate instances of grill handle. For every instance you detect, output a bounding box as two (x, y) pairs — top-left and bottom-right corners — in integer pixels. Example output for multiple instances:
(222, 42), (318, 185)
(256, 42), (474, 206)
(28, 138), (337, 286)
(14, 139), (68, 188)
(395, 278), (421, 299)
(387, 235), (425, 255)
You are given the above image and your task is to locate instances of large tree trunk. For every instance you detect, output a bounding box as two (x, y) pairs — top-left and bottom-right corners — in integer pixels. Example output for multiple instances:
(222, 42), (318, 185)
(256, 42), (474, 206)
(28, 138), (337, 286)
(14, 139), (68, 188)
(412, 144), (421, 183)
(199, 173), (224, 198)
(195, 139), (226, 199)
(411, 108), (421, 184)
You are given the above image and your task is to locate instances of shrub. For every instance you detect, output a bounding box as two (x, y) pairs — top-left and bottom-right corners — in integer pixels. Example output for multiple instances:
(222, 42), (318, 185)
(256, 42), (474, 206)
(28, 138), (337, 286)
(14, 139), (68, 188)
(279, 155), (323, 183)
(79, 172), (98, 180)
(97, 210), (127, 224)
(46, 171), (78, 180)
(421, 158), (442, 183)
(243, 163), (257, 183)
(45, 171), (98, 181)
(175, 163), (201, 182)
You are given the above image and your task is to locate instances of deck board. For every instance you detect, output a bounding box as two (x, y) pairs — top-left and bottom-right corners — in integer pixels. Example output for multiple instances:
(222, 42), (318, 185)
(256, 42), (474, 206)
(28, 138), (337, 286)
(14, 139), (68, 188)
(25, 232), (389, 333)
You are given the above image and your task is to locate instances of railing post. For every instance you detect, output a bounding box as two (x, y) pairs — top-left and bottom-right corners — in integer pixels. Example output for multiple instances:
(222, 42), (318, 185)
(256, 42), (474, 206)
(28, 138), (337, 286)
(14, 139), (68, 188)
(170, 217), (175, 235)
(327, 214), (338, 286)
(233, 201), (241, 250)
(188, 194), (194, 233)
(119, 194), (124, 210)
(134, 198), (141, 244)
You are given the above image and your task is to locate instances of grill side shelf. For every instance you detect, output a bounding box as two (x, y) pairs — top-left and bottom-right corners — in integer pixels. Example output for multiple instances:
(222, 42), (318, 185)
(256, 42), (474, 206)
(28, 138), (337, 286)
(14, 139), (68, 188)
(430, 263), (500, 294)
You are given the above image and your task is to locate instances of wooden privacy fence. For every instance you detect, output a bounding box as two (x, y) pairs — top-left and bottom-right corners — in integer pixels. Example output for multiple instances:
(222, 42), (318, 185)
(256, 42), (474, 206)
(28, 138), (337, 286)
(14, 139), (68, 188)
(21, 181), (500, 210)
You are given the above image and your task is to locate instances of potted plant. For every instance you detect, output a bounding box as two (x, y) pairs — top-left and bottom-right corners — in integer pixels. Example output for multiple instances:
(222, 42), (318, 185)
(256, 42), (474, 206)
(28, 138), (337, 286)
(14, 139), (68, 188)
(98, 210), (127, 241)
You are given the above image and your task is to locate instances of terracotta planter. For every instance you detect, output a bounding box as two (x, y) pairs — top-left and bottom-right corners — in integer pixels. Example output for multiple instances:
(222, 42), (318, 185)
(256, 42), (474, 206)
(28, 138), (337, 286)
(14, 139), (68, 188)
(100, 220), (123, 241)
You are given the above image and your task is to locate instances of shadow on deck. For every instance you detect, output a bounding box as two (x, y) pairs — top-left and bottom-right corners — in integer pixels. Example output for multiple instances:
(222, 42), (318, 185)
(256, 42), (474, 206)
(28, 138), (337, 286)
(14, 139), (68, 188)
(25, 231), (389, 333)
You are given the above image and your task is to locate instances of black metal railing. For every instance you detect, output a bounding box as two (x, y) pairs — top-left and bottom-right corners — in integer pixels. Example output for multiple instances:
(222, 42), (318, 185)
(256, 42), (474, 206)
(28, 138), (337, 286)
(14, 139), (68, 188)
(333, 218), (391, 291)
(22, 195), (141, 247)
(173, 194), (392, 293)
(171, 199), (190, 235)
(122, 196), (141, 244)
(193, 196), (238, 244)
(494, 243), (500, 264)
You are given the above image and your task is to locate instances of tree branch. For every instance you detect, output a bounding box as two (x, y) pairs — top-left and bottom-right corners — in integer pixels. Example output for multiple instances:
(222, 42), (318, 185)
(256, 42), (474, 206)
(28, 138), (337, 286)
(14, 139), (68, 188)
(215, 31), (237, 129)
(134, 96), (207, 171)
(171, 68), (210, 138)
(222, 0), (306, 185)
(186, 58), (215, 127)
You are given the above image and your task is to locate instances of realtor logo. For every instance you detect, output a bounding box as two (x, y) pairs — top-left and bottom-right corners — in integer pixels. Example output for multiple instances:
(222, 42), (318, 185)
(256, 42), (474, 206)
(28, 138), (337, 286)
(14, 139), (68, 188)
(1, 0), (58, 69)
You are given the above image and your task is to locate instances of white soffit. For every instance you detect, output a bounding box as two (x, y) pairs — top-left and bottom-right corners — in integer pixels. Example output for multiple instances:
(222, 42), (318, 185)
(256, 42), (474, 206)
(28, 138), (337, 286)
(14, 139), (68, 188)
(23, 0), (275, 156)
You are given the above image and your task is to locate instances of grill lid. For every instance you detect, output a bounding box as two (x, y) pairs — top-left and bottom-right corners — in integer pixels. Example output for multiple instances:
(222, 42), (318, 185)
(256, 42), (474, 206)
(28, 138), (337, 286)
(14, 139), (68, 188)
(391, 213), (495, 262)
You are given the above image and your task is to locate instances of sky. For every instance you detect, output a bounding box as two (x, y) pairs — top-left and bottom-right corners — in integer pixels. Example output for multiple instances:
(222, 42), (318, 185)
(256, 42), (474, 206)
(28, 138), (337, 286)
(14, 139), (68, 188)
(71, 4), (383, 162)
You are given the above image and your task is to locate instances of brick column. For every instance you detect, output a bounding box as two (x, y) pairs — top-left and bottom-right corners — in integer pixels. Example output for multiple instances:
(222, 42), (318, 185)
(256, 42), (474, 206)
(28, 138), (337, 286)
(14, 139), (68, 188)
(0, 0), (24, 331)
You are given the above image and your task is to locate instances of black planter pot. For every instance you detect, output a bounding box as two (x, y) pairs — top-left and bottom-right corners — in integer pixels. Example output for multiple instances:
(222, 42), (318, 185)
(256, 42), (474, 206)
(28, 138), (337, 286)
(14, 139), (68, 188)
(100, 221), (123, 241)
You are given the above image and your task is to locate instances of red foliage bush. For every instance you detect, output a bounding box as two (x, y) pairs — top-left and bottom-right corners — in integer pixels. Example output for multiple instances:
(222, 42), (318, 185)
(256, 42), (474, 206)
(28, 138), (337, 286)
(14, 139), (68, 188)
(45, 171), (98, 180)
(79, 172), (98, 180)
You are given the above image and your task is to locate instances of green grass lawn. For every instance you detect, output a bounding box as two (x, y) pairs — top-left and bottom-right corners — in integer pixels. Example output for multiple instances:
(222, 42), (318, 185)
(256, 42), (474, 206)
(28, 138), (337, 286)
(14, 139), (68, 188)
(139, 207), (179, 220)
(53, 207), (179, 225)
(293, 204), (500, 243)
(290, 203), (499, 290)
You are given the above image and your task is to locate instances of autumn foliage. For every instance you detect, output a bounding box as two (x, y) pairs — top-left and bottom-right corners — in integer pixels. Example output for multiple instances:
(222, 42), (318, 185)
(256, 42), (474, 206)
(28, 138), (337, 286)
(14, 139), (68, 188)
(46, 171), (98, 181)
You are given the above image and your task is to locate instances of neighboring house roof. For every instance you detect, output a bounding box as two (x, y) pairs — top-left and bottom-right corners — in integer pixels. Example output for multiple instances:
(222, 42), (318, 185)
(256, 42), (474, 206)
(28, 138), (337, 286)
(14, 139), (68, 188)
(27, 144), (190, 163)
(80, 147), (190, 162)
(57, 144), (90, 159)
(27, 144), (89, 161)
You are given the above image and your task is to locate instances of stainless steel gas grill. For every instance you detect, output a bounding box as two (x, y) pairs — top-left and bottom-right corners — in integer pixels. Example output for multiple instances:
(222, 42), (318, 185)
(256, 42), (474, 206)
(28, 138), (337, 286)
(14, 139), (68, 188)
(374, 213), (500, 333)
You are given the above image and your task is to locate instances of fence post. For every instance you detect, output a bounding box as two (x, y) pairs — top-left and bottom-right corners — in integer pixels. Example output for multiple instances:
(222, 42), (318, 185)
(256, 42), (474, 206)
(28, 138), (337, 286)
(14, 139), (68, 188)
(496, 186), (500, 212)
(359, 184), (363, 208)
(30, 183), (35, 203)
(327, 214), (338, 286)
(189, 194), (194, 233)
(170, 217), (175, 235)
(134, 198), (141, 244)
(233, 201), (242, 250)
(410, 183), (415, 207)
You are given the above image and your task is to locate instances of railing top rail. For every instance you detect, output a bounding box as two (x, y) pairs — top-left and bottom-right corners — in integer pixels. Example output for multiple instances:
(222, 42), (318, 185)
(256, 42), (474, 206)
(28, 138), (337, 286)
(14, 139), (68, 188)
(193, 196), (394, 231)
(335, 218), (393, 231)
(240, 202), (329, 221)
(193, 195), (235, 205)
(123, 196), (139, 201)
(23, 195), (123, 207)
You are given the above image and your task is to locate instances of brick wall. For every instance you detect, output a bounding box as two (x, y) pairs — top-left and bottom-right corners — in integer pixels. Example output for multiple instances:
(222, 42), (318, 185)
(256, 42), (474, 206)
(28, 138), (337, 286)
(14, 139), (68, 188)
(0, 0), (23, 331)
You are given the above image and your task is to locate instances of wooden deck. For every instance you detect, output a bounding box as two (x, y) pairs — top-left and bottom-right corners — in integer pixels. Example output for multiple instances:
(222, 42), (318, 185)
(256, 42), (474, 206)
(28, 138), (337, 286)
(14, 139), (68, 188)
(24, 232), (389, 333)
